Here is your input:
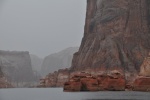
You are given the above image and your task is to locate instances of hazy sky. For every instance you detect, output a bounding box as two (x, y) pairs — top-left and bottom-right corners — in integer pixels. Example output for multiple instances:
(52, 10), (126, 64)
(0, 0), (86, 58)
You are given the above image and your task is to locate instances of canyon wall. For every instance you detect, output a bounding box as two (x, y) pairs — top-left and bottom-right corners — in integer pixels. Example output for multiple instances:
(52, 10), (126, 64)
(0, 50), (35, 87)
(41, 47), (78, 76)
(71, 0), (150, 80)
(40, 0), (150, 91)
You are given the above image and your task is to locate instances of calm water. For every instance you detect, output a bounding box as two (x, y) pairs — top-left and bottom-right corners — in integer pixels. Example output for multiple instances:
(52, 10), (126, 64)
(0, 88), (149, 100)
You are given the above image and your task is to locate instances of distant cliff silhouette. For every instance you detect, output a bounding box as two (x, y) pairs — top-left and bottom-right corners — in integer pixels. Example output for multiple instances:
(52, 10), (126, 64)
(41, 47), (78, 76)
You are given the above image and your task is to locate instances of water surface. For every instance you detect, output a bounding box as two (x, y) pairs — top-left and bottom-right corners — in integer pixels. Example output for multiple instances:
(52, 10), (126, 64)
(0, 88), (149, 100)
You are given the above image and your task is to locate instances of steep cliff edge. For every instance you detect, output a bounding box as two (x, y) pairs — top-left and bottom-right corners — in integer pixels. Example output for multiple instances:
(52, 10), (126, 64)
(71, 0), (150, 81)
(0, 50), (35, 87)
(40, 0), (150, 91)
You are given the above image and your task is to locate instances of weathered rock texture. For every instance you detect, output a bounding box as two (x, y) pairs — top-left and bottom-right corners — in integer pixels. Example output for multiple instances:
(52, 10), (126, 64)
(133, 76), (150, 91)
(0, 50), (35, 87)
(38, 68), (69, 87)
(40, 0), (150, 91)
(41, 47), (78, 76)
(64, 71), (125, 91)
(71, 0), (150, 82)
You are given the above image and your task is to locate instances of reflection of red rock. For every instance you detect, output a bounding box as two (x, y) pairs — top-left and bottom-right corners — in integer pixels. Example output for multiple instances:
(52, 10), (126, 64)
(133, 76), (150, 91)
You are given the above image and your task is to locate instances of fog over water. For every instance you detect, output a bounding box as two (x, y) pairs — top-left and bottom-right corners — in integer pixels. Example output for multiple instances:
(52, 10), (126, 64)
(0, 0), (86, 58)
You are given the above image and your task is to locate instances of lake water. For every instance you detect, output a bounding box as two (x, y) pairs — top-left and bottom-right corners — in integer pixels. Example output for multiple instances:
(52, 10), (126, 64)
(0, 88), (149, 100)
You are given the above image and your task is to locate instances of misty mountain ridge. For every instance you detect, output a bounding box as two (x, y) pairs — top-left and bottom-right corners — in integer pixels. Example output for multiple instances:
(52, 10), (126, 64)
(41, 47), (79, 76)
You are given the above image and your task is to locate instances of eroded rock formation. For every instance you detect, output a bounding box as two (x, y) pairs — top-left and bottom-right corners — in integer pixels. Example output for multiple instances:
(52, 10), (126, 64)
(40, 0), (150, 91)
(64, 71), (125, 91)
(71, 0), (150, 82)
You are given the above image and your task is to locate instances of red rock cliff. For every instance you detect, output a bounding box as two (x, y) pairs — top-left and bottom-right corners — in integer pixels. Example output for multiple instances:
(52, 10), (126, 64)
(40, 0), (150, 91)
(71, 0), (150, 80)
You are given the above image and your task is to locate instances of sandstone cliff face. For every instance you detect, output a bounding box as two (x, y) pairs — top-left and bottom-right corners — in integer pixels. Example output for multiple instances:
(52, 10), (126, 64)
(39, 0), (150, 91)
(71, 0), (150, 80)
(64, 71), (125, 91)
(0, 50), (35, 87)
(41, 47), (78, 76)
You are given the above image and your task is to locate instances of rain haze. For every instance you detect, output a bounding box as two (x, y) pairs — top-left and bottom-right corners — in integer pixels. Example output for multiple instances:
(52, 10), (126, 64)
(0, 0), (86, 58)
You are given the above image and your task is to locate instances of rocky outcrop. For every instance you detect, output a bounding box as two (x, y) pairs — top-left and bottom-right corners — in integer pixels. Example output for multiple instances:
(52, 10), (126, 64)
(41, 47), (78, 76)
(139, 53), (150, 77)
(64, 71), (125, 91)
(38, 68), (70, 87)
(132, 53), (150, 91)
(133, 76), (150, 91)
(65, 0), (150, 91)
(0, 50), (35, 87)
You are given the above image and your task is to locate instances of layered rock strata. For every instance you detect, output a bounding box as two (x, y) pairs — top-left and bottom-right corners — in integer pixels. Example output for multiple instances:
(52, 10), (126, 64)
(64, 71), (125, 91)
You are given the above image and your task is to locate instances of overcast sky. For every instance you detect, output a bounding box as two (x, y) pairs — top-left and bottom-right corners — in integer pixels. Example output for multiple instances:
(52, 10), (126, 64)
(0, 0), (86, 58)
